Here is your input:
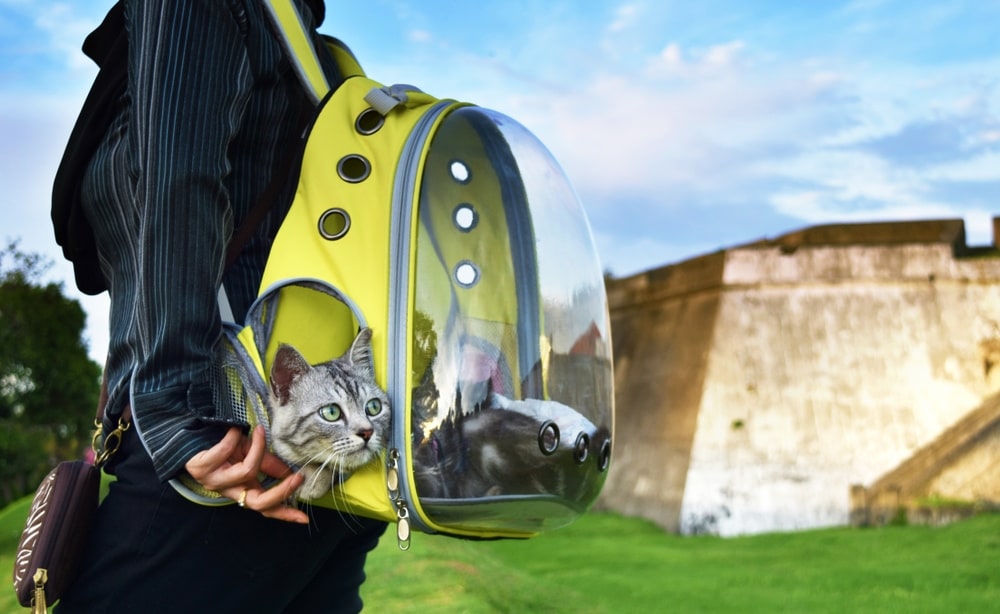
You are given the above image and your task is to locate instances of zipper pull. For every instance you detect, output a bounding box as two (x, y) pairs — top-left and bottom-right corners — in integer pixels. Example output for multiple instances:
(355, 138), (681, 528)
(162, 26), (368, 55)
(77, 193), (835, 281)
(386, 448), (411, 550)
(386, 449), (400, 500)
(31, 568), (47, 614)
(396, 506), (411, 551)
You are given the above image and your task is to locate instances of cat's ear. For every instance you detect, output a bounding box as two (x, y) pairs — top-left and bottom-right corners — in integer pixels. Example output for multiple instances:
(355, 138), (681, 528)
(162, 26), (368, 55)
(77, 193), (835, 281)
(271, 343), (311, 405)
(347, 327), (375, 378)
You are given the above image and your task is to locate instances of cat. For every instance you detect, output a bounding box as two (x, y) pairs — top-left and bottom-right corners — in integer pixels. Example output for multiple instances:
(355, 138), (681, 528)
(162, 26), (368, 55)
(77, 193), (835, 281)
(267, 327), (391, 501)
(412, 388), (611, 502)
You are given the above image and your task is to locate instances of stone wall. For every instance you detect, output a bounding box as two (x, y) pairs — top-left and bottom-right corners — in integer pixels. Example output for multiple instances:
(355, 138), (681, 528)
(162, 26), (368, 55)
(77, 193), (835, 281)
(600, 218), (1000, 535)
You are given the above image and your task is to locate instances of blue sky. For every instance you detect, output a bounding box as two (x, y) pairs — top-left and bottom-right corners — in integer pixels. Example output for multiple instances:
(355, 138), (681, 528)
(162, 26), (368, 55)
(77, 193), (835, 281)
(2, 0), (1000, 362)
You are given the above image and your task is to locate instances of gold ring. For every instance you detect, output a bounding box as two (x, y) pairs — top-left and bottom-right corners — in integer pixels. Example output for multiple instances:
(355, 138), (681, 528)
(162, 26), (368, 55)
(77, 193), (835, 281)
(237, 488), (248, 508)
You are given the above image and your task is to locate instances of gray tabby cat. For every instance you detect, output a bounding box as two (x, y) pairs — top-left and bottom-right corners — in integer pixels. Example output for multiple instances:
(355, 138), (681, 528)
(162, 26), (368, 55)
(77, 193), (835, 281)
(267, 327), (390, 500)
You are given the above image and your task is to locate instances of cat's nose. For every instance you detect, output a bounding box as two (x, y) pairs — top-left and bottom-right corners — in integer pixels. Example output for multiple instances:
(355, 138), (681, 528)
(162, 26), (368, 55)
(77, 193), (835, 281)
(358, 428), (373, 442)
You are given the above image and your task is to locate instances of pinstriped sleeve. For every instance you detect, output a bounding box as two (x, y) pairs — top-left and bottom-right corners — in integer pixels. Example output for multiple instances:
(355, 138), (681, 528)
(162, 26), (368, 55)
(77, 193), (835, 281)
(125, 0), (260, 479)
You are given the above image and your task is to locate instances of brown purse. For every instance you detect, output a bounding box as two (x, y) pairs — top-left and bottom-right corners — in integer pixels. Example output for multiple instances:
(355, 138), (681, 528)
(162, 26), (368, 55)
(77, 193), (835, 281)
(11, 373), (127, 612)
(12, 460), (101, 611)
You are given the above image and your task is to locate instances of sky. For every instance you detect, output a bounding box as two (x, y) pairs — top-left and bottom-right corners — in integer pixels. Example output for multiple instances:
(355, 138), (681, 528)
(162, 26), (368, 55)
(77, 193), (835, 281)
(2, 0), (1000, 364)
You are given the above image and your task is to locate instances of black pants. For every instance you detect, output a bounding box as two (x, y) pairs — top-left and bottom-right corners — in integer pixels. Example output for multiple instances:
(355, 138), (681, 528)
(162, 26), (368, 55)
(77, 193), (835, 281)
(55, 427), (387, 613)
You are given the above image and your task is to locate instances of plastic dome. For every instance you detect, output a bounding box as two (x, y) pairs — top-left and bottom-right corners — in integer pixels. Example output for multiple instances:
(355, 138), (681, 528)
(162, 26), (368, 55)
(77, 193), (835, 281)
(407, 106), (615, 533)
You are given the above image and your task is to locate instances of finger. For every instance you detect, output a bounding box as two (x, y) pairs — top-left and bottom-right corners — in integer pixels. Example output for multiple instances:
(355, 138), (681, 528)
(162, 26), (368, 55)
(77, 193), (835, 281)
(187, 428), (262, 490)
(228, 471), (300, 509)
(261, 505), (309, 524)
(240, 425), (267, 470)
(253, 472), (304, 510)
(185, 427), (243, 481)
(239, 474), (308, 524)
(259, 449), (294, 479)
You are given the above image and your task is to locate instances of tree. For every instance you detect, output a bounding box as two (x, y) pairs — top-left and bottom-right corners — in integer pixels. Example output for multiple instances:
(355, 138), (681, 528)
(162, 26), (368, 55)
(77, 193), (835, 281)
(0, 240), (101, 504)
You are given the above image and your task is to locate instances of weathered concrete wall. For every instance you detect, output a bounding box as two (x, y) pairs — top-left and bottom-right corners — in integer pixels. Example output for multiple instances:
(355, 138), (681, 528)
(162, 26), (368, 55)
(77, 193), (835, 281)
(597, 253), (725, 532)
(602, 219), (1000, 536)
(682, 244), (1000, 535)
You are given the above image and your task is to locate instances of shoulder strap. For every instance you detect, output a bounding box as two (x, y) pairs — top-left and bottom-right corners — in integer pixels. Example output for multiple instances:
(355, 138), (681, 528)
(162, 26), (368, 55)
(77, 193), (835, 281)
(225, 0), (329, 273)
(223, 2), (364, 302)
(261, 0), (332, 104)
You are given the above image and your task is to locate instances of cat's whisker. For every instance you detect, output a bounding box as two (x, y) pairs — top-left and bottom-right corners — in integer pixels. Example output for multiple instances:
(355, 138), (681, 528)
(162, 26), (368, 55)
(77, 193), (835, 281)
(266, 333), (389, 523)
(328, 456), (365, 532)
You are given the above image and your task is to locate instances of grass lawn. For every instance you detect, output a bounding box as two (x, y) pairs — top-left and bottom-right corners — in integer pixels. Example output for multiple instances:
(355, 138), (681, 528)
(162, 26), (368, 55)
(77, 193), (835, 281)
(2, 495), (997, 613)
(362, 512), (1000, 613)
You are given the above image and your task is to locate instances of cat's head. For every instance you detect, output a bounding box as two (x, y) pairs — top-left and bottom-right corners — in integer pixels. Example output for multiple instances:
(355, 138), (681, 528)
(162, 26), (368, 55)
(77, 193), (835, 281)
(267, 328), (390, 499)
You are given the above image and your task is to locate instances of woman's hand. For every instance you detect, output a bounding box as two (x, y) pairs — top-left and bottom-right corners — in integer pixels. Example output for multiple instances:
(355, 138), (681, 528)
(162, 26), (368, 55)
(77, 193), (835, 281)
(184, 425), (308, 524)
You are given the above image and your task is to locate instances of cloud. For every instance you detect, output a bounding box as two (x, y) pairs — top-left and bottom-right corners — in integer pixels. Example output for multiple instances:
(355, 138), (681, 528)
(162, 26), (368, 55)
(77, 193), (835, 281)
(770, 184), (995, 244)
(608, 3), (640, 33)
(860, 109), (999, 167)
(5, 0), (1000, 348)
(532, 32), (999, 270)
(753, 61), (1000, 245)
(33, 3), (104, 71)
(646, 40), (748, 78)
(764, 145), (999, 246)
(402, 32), (868, 275)
(596, 232), (712, 278)
(512, 54), (847, 213)
(0, 2), (107, 94)
(0, 2), (110, 361)
(927, 151), (1000, 182)
(407, 28), (432, 44)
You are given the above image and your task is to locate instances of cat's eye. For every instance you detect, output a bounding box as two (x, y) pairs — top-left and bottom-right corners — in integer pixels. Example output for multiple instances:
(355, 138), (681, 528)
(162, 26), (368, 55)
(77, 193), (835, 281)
(319, 404), (343, 422)
(365, 398), (382, 416)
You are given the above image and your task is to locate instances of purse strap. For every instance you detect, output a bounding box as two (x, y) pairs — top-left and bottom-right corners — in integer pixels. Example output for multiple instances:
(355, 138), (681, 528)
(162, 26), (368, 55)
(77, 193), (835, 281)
(91, 369), (129, 467)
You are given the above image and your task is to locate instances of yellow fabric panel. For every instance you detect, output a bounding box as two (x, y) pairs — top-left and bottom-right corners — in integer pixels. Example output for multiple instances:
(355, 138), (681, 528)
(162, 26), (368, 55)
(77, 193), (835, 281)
(253, 284), (358, 372)
(237, 326), (265, 388)
(263, 78), (397, 380)
(259, 77), (448, 519)
(310, 458), (398, 522)
(323, 36), (365, 79)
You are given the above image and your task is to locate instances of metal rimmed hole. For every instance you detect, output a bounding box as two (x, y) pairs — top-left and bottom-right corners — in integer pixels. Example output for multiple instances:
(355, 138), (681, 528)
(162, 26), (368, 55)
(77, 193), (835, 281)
(318, 208), (351, 240)
(450, 160), (470, 183)
(355, 108), (384, 135)
(454, 261), (479, 287)
(573, 433), (590, 464)
(538, 421), (560, 456)
(453, 204), (478, 232)
(337, 155), (371, 183)
(598, 439), (611, 471)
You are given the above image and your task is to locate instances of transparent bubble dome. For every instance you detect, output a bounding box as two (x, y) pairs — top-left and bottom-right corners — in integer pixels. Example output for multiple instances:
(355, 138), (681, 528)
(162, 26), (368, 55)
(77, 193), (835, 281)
(409, 106), (614, 532)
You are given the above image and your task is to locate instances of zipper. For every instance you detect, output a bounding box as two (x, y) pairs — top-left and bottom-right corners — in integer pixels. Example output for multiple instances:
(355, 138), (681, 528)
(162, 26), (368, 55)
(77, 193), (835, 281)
(385, 99), (456, 547)
(385, 448), (410, 550)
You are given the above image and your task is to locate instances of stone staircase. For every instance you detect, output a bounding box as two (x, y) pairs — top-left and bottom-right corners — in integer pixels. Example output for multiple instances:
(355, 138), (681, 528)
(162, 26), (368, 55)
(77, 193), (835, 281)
(850, 392), (1000, 526)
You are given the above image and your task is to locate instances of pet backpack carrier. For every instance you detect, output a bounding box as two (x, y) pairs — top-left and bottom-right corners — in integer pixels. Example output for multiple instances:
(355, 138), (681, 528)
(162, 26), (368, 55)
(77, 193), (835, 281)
(178, 0), (615, 545)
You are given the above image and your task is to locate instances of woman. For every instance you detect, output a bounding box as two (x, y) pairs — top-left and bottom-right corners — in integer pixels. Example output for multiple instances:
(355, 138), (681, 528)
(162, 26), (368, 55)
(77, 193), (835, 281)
(55, 2), (386, 611)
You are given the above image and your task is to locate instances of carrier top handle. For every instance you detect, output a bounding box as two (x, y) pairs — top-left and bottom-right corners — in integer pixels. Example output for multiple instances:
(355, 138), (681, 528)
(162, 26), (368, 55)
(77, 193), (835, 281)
(261, 0), (331, 104)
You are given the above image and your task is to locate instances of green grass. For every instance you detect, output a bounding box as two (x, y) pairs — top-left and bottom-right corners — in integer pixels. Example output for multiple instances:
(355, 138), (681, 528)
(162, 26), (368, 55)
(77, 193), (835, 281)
(360, 512), (1000, 613)
(2, 498), (998, 613)
(1, 496), (35, 612)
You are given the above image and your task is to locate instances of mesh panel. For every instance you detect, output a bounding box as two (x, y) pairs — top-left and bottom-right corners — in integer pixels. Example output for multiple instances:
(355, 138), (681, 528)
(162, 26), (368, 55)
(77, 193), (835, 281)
(214, 328), (271, 436)
(173, 329), (273, 505)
